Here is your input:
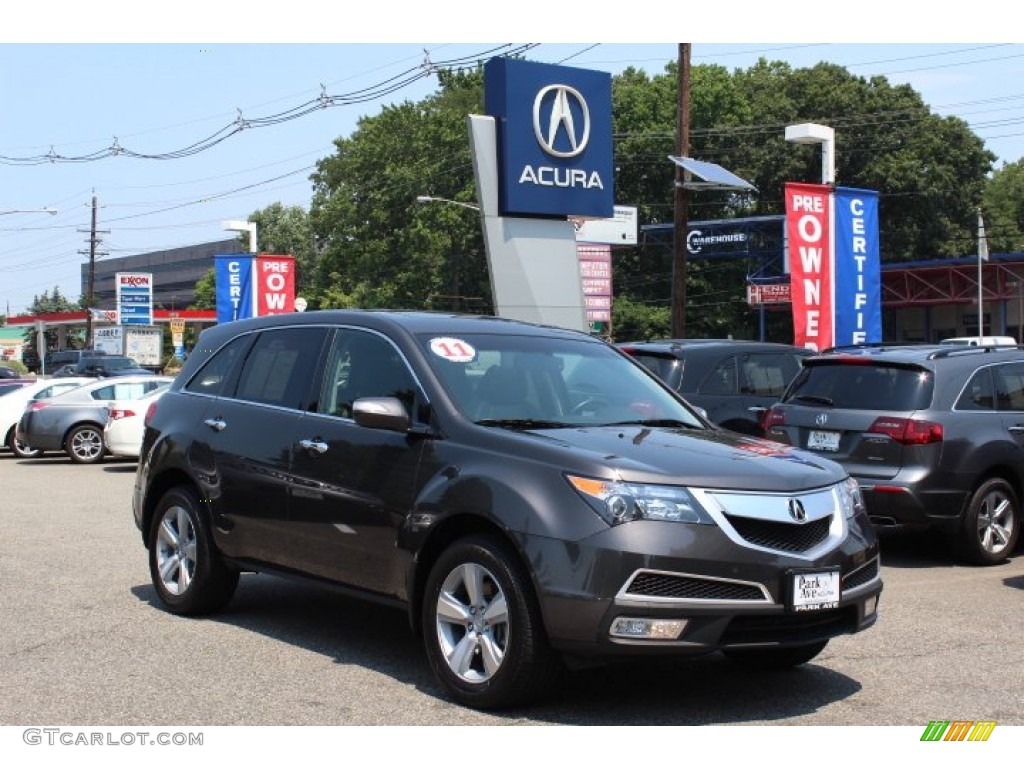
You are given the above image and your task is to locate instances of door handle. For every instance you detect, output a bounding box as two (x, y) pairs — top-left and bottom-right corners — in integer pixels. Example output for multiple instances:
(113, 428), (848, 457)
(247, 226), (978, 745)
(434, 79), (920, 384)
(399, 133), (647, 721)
(203, 418), (227, 432)
(1008, 426), (1024, 434)
(299, 438), (329, 454)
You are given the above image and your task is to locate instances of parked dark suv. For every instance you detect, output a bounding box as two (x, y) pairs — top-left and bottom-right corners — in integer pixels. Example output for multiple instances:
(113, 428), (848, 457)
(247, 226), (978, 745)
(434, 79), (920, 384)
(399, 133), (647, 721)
(763, 343), (1024, 565)
(134, 311), (881, 708)
(619, 339), (812, 435)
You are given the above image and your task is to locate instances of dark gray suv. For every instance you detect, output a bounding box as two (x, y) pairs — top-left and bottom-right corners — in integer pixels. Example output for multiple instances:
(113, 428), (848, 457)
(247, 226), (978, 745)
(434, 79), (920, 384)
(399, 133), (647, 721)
(763, 344), (1024, 565)
(133, 311), (881, 708)
(619, 340), (812, 435)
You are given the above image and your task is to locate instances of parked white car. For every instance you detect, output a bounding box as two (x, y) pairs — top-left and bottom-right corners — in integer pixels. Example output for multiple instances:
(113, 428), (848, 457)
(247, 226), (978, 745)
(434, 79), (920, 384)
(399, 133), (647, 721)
(1, 377), (92, 457)
(103, 383), (170, 458)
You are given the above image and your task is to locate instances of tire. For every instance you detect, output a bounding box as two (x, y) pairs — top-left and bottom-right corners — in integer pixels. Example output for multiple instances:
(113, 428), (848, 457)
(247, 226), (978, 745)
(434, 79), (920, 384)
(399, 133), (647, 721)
(65, 424), (105, 464)
(422, 535), (560, 709)
(6, 427), (43, 459)
(956, 478), (1020, 566)
(723, 640), (829, 669)
(148, 486), (238, 615)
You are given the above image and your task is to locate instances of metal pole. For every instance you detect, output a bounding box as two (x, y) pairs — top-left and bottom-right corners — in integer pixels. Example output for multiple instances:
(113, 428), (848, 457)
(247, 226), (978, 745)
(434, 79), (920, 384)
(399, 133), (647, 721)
(671, 43), (691, 339)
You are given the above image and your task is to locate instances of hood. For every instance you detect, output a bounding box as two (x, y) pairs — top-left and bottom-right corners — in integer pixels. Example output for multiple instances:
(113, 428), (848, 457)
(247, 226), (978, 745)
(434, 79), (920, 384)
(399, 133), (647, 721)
(503, 424), (845, 492)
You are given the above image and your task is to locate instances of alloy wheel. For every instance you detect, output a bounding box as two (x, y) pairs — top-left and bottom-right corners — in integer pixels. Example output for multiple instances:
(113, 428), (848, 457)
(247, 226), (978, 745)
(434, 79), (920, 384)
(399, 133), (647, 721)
(434, 562), (510, 683)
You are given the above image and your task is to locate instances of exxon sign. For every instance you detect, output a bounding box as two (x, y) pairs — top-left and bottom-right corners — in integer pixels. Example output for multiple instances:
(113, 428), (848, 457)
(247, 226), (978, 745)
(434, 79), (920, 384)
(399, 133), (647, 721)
(485, 57), (613, 218)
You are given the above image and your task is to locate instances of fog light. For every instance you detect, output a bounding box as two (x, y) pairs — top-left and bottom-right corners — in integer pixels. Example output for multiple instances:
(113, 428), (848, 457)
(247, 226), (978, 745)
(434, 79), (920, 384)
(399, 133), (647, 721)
(864, 596), (879, 618)
(610, 617), (687, 640)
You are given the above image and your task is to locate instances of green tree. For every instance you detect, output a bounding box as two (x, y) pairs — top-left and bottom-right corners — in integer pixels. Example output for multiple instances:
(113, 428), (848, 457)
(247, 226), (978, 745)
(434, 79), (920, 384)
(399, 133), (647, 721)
(983, 159), (1024, 253)
(241, 202), (317, 300)
(24, 286), (80, 349)
(311, 68), (488, 311)
(308, 57), (996, 339)
(190, 268), (216, 310)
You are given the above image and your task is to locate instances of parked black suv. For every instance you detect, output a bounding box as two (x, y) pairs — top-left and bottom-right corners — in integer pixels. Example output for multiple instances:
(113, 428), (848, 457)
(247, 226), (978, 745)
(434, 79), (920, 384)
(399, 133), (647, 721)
(134, 311), (881, 708)
(619, 339), (812, 435)
(763, 343), (1024, 565)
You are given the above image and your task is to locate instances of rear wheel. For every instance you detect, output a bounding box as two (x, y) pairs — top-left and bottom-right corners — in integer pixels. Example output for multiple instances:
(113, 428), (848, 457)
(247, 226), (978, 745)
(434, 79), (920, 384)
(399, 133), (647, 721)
(148, 486), (238, 615)
(6, 427), (43, 459)
(422, 535), (560, 709)
(957, 478), (1020, 565)
(723, 640), (829, 669)
(65, 424), (105, 464)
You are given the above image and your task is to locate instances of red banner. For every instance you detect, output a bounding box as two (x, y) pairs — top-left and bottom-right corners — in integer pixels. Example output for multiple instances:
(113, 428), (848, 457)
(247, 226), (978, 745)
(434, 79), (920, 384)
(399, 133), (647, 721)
(786, 183), (833, 351)
(256, 255), (295, 316)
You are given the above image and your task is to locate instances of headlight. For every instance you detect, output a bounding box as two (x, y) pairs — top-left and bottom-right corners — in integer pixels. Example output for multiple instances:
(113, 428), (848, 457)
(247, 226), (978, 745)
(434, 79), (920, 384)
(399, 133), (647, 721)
(567, 475), (714, 526)
(837, 476), (865, 519)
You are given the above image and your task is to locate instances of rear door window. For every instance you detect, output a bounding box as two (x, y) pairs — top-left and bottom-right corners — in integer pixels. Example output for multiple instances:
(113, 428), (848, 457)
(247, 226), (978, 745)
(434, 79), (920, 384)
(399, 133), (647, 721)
(994, 363), (1024, 411)
(786, 362), (933, 411)
(234, 327), (327, 411)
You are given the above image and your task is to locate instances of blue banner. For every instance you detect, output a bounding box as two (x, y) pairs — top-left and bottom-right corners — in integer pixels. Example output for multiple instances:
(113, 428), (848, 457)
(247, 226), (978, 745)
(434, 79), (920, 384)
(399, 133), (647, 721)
(215, 254), (255, 324)
(485, 57), (613, 218)
(833, 188), (881, 346)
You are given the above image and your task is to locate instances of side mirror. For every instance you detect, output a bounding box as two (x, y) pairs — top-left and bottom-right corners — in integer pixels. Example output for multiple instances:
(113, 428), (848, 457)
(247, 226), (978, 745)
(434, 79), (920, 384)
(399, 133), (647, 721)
(352, 396), (411, 432)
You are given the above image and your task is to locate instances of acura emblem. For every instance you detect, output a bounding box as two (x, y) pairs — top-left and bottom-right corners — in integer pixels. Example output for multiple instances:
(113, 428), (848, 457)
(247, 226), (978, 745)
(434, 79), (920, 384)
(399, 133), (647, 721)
(788, 498), (807, 522)
(815, 413), (828, 427)
(533, 85), (590, 158)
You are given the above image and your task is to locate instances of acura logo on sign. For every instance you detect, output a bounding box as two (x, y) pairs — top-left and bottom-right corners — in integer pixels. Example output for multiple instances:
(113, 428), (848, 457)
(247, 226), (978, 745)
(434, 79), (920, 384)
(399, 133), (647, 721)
(533, 85), (590, 158)
(815, 413), (829, 427)
(788, 498), (808, 522)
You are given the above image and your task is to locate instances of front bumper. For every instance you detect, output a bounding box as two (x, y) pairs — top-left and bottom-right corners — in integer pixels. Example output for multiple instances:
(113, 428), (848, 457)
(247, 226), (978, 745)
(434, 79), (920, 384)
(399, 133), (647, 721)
(525, 515), (882, 657)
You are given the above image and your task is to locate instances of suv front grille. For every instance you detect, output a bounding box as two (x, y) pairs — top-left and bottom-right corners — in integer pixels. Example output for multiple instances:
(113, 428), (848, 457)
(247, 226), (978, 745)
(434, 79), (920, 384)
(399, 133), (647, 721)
(724, 514), (832, 553)
(623, 571), (767, 602)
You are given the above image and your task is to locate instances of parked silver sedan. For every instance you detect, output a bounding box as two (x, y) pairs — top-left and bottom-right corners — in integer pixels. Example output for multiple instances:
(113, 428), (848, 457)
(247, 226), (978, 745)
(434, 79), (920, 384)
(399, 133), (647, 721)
(16, 375), (173, 464)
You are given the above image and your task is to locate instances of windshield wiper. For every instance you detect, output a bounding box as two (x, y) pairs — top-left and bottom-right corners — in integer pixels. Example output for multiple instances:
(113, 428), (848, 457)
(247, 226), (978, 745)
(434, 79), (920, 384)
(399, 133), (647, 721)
(474, 418), (575, 429)
(790, 394), (834, 406)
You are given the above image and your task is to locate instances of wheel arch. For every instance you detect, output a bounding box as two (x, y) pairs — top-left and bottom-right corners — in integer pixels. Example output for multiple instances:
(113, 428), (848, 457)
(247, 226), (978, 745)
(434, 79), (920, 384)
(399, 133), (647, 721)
(141, 469), (201, 547)
(62, 420), (105, 449)
(408, 514), (532, 639)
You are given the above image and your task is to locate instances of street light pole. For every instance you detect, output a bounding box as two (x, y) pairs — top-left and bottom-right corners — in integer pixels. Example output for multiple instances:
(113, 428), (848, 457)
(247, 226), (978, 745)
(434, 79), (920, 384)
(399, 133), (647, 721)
(785, 123), (835, 185)
(223, 219), (258, 253)
(0, 208), (58, 216)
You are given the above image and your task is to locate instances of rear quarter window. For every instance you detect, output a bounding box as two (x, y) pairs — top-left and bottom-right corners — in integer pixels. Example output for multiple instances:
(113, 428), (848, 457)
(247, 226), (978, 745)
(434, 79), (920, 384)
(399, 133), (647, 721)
(786, 362), (934, 411)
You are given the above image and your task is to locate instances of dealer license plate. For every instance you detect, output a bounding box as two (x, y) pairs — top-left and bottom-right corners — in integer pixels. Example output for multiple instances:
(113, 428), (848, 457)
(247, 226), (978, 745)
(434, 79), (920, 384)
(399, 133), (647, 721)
(792, 571), (840, 612)
(807, 429), (840, 452)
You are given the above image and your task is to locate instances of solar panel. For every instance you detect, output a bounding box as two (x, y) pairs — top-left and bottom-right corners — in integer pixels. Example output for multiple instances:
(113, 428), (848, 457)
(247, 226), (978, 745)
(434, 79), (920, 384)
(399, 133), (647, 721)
(668, 155), (757, 191)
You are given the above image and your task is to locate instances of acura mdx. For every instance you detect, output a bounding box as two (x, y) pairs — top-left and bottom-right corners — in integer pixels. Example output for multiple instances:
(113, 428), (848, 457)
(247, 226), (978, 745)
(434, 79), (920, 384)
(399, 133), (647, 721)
(133, 311), (882, 708)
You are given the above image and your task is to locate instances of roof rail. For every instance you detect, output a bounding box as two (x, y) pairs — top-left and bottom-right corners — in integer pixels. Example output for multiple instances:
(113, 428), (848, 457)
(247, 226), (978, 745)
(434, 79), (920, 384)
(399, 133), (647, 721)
(821, 342), (931, 354)
(926, 344), (1024, 360)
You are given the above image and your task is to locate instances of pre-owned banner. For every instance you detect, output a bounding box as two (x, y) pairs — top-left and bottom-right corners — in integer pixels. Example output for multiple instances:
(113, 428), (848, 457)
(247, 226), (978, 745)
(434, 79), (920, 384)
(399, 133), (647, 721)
(255, 255), (296, 316)
(785, 183), (834, 351)
(215, 254), (255, 324)
(833, 188), (882, 346)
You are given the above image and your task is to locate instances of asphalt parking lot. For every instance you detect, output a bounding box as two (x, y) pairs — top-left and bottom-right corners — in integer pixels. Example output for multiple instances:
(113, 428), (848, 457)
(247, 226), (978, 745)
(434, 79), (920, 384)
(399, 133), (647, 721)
(1, 450), (1022, 727)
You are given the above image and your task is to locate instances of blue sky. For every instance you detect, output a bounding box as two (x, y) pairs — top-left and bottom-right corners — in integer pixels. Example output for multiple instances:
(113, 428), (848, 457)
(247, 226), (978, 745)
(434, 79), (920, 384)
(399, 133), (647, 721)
(2, 2), (1021, 315)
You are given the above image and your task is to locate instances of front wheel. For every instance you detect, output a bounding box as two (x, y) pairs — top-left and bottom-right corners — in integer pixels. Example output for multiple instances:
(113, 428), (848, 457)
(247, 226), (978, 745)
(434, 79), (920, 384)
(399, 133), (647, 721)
(422, 535), (560, 709)
(148, 486), (238, 615)
(956, 478), (1020, 565)
(723, 640), (829, 669)
(65, 424), (105, 464)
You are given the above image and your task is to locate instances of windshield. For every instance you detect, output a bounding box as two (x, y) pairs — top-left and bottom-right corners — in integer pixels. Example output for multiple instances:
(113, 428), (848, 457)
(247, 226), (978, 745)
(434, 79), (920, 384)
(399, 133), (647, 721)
(418, 332), (705, 428)
(101, 358), (139, 369)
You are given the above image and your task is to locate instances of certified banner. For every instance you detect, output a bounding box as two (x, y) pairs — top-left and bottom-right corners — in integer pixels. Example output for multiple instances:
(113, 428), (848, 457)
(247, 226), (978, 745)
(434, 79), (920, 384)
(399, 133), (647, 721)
(214, 254), (255, 324)
(833, 188), (881, 346)
(786, 183), (834, 351)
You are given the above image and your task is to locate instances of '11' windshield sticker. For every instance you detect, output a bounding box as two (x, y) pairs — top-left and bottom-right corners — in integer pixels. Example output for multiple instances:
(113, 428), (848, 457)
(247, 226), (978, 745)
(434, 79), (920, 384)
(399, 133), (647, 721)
(429, 337), (476, 363)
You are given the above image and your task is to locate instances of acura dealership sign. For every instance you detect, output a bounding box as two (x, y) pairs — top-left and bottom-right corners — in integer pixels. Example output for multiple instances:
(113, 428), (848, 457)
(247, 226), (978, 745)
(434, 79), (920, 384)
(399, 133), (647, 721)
(485, 58), (614, 218)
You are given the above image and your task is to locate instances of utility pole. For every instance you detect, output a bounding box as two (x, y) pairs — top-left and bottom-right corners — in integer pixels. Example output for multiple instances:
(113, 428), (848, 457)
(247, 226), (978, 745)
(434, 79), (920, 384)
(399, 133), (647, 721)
(79, 192), (109, 347)
(671, 43), (692, 339)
